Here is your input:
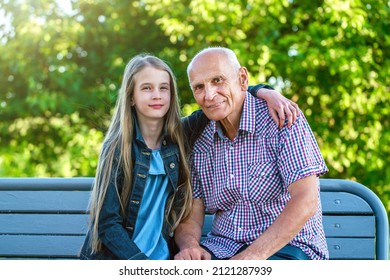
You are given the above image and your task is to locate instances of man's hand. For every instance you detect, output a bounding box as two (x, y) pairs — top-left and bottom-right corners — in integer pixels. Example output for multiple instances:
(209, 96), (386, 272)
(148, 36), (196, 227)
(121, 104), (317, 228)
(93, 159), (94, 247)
(174, 199), (208, 260)
(174, 245), (211, 260)
(257, 88), (299, 128)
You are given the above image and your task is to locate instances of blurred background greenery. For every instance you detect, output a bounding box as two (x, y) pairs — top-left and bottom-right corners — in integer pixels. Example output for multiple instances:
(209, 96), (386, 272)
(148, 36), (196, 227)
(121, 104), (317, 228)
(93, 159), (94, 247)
(0, 0), (389, 217)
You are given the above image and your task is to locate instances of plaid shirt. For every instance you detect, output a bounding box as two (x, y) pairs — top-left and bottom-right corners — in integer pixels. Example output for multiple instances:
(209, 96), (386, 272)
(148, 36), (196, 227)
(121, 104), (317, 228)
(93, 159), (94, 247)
(191, 92), (329, 259)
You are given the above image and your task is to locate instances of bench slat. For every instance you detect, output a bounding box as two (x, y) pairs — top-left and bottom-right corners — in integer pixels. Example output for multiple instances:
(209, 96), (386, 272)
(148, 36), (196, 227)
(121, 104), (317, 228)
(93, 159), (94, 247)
(0, 191), (90, 213)
(0, 177), (93, 191)
(321, 192), (373, 214)
(322, 215), (374, 237)
(0, 214), (89, 235)
(0, 235), (84, 258)
(327, 237), (375, 260)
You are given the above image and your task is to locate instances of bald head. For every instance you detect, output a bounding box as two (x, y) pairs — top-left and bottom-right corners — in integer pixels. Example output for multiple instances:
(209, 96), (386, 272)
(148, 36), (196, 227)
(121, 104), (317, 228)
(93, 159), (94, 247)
(187, 47), (241, 77)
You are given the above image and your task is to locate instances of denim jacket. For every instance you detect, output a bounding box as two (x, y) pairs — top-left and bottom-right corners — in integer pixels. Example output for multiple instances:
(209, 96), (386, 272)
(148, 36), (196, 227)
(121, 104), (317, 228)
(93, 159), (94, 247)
(80, 120), (181, 260)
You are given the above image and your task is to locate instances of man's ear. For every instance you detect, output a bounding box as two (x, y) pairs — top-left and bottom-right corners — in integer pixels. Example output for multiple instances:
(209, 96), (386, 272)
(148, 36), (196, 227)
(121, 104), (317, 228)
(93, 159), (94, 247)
(239, 67), (249, 91)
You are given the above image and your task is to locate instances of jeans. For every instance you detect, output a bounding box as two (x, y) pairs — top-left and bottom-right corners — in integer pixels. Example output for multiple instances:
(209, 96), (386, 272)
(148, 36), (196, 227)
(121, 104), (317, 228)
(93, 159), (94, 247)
(201, 244), (310, 260)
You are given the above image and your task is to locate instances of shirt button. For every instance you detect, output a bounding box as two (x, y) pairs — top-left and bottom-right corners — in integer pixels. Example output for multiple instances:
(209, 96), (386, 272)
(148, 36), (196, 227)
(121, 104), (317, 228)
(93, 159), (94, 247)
(169, 162), (175, 169)
(162, 140), (167, 146)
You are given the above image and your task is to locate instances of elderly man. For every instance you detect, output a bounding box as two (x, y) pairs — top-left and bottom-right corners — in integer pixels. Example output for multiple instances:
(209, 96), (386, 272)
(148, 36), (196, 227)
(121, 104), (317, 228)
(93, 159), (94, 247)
(175, 47), (329, 260)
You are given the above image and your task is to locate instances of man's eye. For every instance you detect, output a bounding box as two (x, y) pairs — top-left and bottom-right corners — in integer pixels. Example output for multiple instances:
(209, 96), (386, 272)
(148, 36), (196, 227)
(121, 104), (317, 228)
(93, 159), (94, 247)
(195, 85), (204, 90)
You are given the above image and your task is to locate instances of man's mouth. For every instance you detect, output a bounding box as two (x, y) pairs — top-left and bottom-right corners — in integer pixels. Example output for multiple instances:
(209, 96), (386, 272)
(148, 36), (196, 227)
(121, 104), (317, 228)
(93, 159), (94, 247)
(207, 101), (225, 109)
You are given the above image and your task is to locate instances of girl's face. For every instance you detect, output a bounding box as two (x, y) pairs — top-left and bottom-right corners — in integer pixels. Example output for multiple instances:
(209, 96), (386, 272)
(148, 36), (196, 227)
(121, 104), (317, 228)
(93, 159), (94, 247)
(132, 66), (171, 122)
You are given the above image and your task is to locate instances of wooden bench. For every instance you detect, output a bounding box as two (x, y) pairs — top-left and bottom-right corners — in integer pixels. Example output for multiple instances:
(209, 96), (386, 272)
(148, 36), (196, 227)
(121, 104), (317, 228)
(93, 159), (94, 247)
(0, 178), (388, 260)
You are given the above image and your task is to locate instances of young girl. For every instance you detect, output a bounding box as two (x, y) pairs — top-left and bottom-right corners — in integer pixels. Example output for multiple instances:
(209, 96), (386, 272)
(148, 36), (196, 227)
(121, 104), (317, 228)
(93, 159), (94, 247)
(80, 54), (298, 260)
(80, 54), (191, 260)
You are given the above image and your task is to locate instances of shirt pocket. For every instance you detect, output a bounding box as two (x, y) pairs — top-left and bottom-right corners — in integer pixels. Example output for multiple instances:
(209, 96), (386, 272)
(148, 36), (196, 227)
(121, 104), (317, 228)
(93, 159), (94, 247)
(247, 161), (283, 203)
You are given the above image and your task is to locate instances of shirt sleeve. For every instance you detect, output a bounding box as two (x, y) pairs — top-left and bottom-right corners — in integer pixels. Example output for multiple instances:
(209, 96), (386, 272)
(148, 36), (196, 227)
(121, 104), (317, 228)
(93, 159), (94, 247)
(277, 112), (328, 187)
(247, 84), (275, 97)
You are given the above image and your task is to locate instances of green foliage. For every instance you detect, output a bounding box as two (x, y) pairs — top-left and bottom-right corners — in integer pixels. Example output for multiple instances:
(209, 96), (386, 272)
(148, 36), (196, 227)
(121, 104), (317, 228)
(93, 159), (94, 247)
(0, 112), (103, 176)
(0, 0), (389, 218)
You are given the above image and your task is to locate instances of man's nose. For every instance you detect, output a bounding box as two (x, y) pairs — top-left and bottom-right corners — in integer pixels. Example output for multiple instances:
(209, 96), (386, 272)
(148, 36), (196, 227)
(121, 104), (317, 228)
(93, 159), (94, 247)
(204, 84), (216, 101)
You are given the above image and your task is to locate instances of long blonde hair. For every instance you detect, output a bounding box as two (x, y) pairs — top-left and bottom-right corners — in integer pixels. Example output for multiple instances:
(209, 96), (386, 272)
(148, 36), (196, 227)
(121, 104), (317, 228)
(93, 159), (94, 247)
(88, 54), (192, 253)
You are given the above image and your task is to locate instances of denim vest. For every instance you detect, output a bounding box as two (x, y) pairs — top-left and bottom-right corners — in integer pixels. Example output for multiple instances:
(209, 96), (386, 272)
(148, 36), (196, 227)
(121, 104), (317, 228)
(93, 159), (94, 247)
(80, 121), (180, 260)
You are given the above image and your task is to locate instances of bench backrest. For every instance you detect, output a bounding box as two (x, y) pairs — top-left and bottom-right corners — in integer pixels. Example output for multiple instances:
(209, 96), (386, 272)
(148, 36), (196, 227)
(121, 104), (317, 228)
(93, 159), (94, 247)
(0, 178), (91, 259)
(0, 178), (388, 260)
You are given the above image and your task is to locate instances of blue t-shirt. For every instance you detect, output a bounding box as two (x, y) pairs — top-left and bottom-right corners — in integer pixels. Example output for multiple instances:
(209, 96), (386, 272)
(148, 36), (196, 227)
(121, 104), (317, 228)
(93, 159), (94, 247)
(132, 149), (170, 259)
